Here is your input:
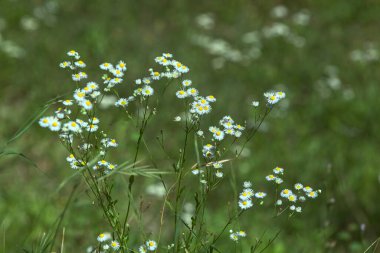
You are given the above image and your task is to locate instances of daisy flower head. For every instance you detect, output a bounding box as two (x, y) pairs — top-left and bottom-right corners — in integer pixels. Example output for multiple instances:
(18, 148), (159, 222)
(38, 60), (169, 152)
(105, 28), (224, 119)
(100, 62), (113, 70)
(98, 160), (109, 167)
(74, 89), (86, 101)
(142, 85), (154, 97)
(280, 189), (292, 198)
(138, 245), (147, 253)
(142, 78), (152, 85)
(234, 131), (242, 138)
(238, 231), (247, 237)
(111, 68), (124, 78)
(288, 194), (298, 202)
(294, 183), (304, 190)
(234, 124), (245, 131)
(213, 129), (225, 141)
(255, 192), (267, 198)
(209, 126), (218, 133)
(273, 166), (284, 174)
(182, 79), (192, 87)
(90, 117), (99, 124)
(303, 186), (313, 193)
(275, 178), (283, 184)
(213, 162), (223, 169)
(296, 206), (302, 213)
(72, 73), (82, 81)
(222, 121), (234, 129)
(265, 174), (277, 181)
(86, 124), (98, 132)
(39, 116), (51, 128)
(224, 128), (235, 135)
(307, 191), (318, 198)
(290, 205), (296, 211)
(87, 82), (99, 91)
(176, 90), (188, 99)
(197, 130), (204, 136)
(74, 60), (86, 68)
(62, 99), (73, 106)
(206, 95), (216, 102)
(49, 117), (61, 131)
(66, 153), (76, 162)
(230, 233), (239, 241)
(243, 181), (252, 188)
(276, 91), (286, 99)
(162, 53), (173, 58)
(110, 241), (120, 250)
(116, 60), (127, 71)
(108, 139), (118, 147)
(67, 50), (80, 59)
(299, 196), (306, 202)
(266, 92), (280, 105)
(81, 99), (93, 110)
(59, 61), (71, 69)
(146, 240), (157, 251)
(67, 121), (81, 133)
(115, 98), (129, 107)
(187, 88), (199, 97)
(239, 188), (254, 200)
(276, 199), (283, 205)
(97, 232), (111, 242)
(150, 71), (161, 80)
(239, 199), (253, 210)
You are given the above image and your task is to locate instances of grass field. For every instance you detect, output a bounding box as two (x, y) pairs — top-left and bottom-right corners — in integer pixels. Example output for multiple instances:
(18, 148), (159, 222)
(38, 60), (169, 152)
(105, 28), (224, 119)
(1, 0), (380, 252)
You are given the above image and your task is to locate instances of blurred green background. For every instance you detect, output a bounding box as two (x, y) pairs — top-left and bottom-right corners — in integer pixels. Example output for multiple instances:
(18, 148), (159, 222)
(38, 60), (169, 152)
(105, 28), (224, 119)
(1, 0), (380, 252)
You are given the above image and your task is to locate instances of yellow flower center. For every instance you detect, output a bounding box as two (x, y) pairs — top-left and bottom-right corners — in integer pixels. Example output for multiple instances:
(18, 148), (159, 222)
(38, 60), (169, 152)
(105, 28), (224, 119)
(71, 122), (77, 127)
(52, 122), (58, 127)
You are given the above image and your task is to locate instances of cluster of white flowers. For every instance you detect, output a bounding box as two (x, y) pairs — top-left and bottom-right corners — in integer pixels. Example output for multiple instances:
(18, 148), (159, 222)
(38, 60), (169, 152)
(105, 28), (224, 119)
(137, 240), (157, 252)
(238, 181), (267, 210)
(229, 229), (247, 242)
(100, 60), (127, 90)
(266, 167), (320, 213)
(264, 91), (286, 106)
(94, 232), (120, 252)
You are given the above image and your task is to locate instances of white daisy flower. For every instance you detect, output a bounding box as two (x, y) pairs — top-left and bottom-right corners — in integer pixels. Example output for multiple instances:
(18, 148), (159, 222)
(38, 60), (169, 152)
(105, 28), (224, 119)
(62, 99), (73, 106)
(100, 62), (113, 70)
(108, 139), (118, 147)
(206, 95), (216, 102)
(39, 116), (51, 128)
(151, 71), (160, 80)
(307, 191), (318, 198)
(222, 121), (234, 129)
(213, 162), (223, 169)
(110, 77), (123, 85)
(238, 199), (253, 209)
(238, 231), (246, 237)
(146, 240), (157, 251)
(97, 233), (111, 242)
(276, 91), (286, 99)
(142, 78), (152, 85)
(299, 196), (306, 202)
(111, 68), (124, 77)
(74, 60), (86, 68)
(66, 154), (76, 162)
(178, 65), (189, 73)
(176, 90), (188, 98)
(230, 233), (239, 241)
(265, 174), (277, 181)
(296, 206), (302, 212)
(81, 99), (93, 110)
(213, 130), (225, 141)
(276, 199), (283, 205)
(116, 61), (127, 71)
(303, 186), (313, 193)
(110, 241), (120, 250)
(142, 85), (154, 96)
(87, 82), (99, 91)
(197, 130), (204, 136)
(67, 50), (80, 59)
(73, 89), (86, 101)
(135, 79), (142, 85)
(90, 117), (99, 124)
(182, 80), (192, 87)
(174, 116), (181, 122)
(239, 189), (254, 200)
(273, 166), (284, 174)
(86, 124), (98, 132)
(255, 192), (267, 198)
(266, 92), (280, 105)
(275, 178), (283, 184)
(98, 160), (109, 166)
(49, 118), (61, 131)
(234, 124), (245, 131)
(187, 88), (199, 97)
(209, 126), (218, 133)
(67, 121), (81, 132)
(115, 98), (129, 107)
(138, 246), (147, 253)
(162, 53), (173, 58)
(225, 128), (235, 135)
(280, 189), (292, 198)
(290, 205), (296, 211)
(288, 194), (298, 202)
(103, 244), (110, 250)
(294, 183), (303, 190)
(59, 61), (71, 68)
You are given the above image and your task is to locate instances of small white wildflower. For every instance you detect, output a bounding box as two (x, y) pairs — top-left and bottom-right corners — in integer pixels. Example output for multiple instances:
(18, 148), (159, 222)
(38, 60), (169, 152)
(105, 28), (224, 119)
(255, 192), (267, 198)
(74, 60), (86, 68)
(215, 171), (223, 178)
(176, 90), (188, 99)
(39, 116), (51, 128)
(110, 241), (120, 250)
(294, 183), (304, 190)
(288, 194), (298, 202)
(174, 116), (181, 122)
(142, 85), (154, 96)
(187, 88), (199, 97)
(273, 166), (284, 174)
(86, 124), (98, 132)
(266, 174), (277, 181)
(49, 118), (61, 131)
(252, 101), (259, 107)
(115, 98), (129, 107)
(280, 189), (292, 198)
(81, 99), (93, 110)
(197, 130), (204, 136)
(238, 199), (253, 209)
(100, 62), (113, 70)
(146, 240), (157, 251)
(62, 99), (73, 106)
(97, 233), (111, 242)
(182, 79), (192, 87)
(276, 199), (283, 205)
